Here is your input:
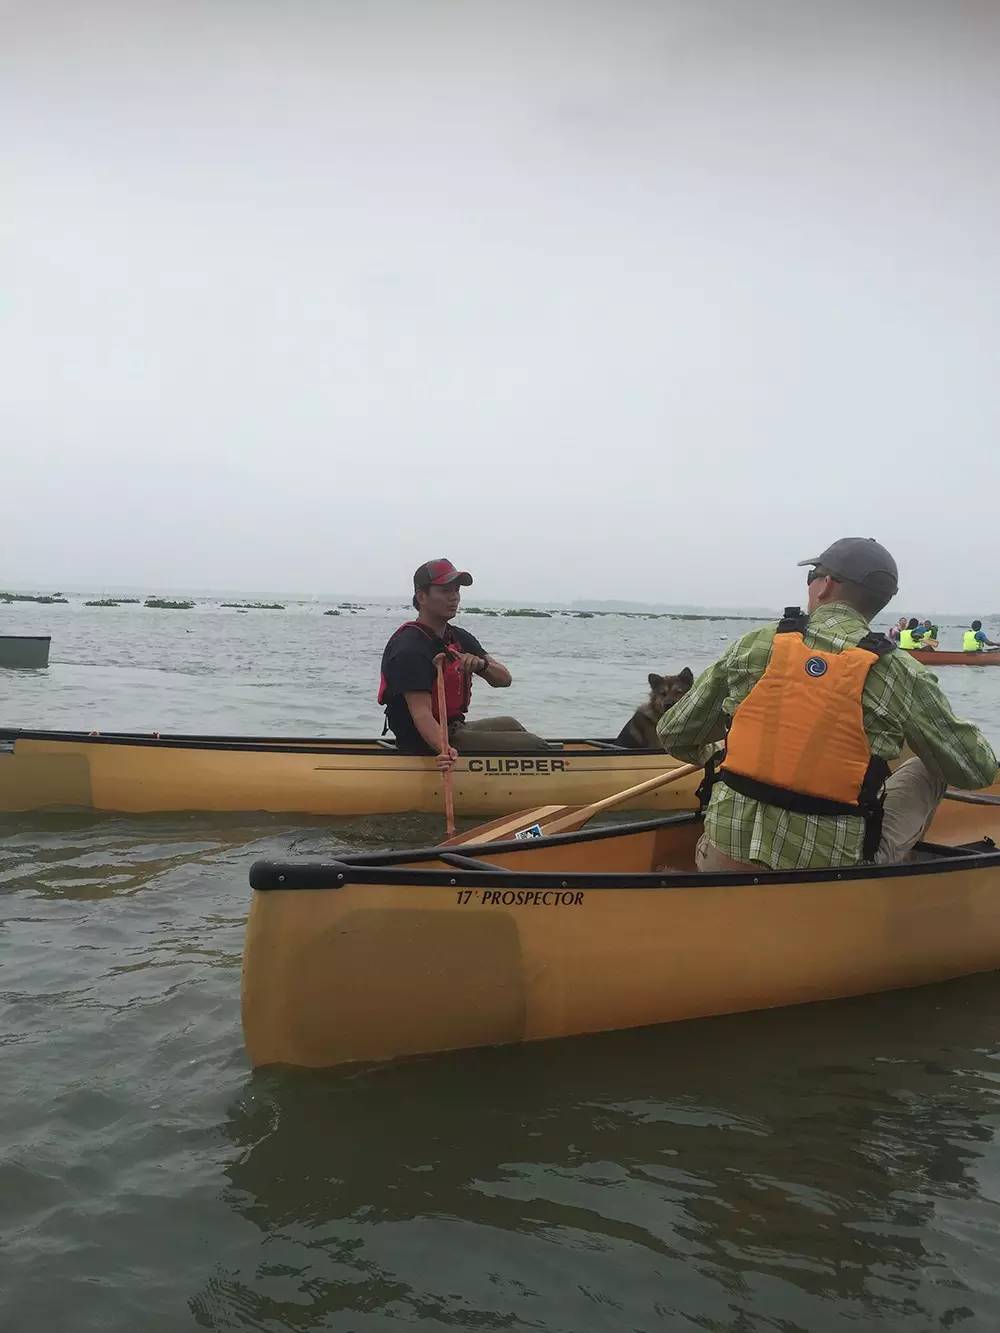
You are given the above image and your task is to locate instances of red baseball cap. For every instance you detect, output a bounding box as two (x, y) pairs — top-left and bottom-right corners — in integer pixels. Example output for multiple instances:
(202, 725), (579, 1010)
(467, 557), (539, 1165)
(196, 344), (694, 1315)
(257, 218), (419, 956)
(413, 558), (473, 590)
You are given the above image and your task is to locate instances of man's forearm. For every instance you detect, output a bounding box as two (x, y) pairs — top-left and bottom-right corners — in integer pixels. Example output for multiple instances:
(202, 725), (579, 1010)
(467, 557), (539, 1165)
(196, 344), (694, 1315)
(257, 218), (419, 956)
(480, 656), (511, 688)
(404, 693), (449, 751)
(906, 676), (999, 789)
(415, 712), (446, 751)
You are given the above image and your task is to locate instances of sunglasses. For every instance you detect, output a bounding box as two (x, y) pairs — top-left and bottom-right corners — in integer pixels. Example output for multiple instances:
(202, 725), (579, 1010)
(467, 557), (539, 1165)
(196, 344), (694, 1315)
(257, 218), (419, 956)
(806, 567), (831, 585)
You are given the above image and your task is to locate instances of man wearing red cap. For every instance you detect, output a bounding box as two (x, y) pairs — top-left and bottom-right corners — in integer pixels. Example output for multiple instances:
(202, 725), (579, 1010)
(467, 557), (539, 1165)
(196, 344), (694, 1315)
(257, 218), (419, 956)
(378, 559), (547, 766)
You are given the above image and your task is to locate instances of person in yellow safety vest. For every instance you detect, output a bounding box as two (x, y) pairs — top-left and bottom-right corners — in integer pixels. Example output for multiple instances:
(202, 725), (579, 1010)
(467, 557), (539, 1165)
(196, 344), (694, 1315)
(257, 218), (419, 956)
(919, 618), (939, 650)
(964, 620), (1000, 653)
(898, 618), (925, 650)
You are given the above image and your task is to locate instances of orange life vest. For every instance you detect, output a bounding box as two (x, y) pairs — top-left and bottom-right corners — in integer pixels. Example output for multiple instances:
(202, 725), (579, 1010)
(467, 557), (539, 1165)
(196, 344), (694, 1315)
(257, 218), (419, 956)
(377, 621), (472, 723)
(716, 610), (894, 858)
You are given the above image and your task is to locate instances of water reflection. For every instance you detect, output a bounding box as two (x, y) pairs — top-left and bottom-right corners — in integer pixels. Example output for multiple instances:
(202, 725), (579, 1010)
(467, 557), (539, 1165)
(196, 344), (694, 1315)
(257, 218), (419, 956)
(201, 978), (1000, 1330)
(0, 810), (442, 900)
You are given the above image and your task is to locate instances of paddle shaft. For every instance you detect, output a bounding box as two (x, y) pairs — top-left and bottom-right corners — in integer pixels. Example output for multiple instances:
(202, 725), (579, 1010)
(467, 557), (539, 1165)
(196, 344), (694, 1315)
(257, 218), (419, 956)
(538, 761), (703, 837)
(433, 655), (456, 838)
(943, 787), (1000, 807)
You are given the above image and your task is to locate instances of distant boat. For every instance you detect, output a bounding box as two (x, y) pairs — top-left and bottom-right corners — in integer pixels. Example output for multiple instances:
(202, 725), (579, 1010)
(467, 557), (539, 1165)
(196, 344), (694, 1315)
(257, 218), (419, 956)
(911, 649), (1000, 666)
(0, 635), (50, 669)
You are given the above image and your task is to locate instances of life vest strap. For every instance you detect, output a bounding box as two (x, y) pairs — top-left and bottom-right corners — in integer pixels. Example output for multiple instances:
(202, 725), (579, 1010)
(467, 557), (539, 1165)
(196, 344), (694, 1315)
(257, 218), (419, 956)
(716, 761), (888, 862)
(712, 770), (886, 862)
(776, 608), (809, 635)
(777, 613), (895, 660)
(378, 620), (472, 722)
(718, 769), (865, 818)
(856, 631), (896, 658)
(695, 753), (719, 812)
(861, 801), (884, 863)
(857, 753), (891, 807)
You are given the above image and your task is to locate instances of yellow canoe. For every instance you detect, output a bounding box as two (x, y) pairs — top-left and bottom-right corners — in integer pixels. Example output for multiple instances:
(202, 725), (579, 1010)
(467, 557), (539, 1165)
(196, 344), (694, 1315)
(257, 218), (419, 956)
(0, 727), (701, 816)
(242, 788), (1000, 1069)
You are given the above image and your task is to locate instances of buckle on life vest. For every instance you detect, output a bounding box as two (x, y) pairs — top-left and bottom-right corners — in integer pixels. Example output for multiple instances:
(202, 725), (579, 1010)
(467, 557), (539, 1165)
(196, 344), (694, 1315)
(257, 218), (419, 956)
(776, 607), (809, 634)
(696, 753), (720, 811)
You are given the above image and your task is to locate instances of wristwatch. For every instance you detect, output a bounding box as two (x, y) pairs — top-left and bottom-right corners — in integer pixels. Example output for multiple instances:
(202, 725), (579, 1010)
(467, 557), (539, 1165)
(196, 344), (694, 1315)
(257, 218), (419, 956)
(474, 657), (489, 676)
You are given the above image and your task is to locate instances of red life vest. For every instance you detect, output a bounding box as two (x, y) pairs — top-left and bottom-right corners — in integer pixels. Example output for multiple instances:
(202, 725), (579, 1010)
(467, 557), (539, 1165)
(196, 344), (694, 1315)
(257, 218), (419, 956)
(377, 621), (472, 722)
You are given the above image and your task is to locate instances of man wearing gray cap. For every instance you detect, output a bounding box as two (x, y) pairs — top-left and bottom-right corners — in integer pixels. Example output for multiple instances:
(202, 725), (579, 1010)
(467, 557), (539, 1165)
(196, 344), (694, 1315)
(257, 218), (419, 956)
(657, 538), (997, 871)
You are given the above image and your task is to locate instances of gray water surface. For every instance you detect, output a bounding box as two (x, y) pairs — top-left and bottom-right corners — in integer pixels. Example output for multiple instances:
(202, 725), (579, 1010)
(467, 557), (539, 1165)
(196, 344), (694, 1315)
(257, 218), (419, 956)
(4, 598), (1000, 1331)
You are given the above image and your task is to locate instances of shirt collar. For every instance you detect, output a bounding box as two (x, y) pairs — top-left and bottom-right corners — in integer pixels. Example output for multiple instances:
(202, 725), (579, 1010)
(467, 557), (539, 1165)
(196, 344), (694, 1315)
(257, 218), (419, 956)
(807, 601), (871, 634)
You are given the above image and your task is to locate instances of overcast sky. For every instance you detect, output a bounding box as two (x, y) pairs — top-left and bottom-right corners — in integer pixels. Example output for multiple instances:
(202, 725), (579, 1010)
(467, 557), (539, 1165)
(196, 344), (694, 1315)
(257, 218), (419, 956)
(4, 0), (1000, 608)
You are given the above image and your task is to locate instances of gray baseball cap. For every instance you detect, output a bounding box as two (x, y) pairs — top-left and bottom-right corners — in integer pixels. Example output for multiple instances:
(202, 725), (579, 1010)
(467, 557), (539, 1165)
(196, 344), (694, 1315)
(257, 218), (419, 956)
(797, 537), (899, 598)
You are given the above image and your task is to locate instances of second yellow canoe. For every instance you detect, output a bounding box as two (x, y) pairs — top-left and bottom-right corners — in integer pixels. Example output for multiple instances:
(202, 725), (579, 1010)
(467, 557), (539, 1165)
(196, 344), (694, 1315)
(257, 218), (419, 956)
(0, 727), (701, 816)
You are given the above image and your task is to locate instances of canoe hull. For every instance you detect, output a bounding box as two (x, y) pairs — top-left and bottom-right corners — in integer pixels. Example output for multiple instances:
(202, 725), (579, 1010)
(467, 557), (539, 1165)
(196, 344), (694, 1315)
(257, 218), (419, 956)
(0, 728), (701, 816)
(242, 801), (1000, 1069)
(911, 649), (1000, 666)
(0, 635), (50, 669)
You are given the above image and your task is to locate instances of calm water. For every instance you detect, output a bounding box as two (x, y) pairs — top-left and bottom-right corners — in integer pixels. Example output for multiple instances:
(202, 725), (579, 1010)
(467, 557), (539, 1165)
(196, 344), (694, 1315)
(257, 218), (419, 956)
(4, 598), (1000, 1332)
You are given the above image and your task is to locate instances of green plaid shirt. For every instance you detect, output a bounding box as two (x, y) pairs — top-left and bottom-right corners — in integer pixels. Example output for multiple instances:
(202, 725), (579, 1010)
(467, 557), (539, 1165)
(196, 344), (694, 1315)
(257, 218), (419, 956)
(657, 603), (998, 870)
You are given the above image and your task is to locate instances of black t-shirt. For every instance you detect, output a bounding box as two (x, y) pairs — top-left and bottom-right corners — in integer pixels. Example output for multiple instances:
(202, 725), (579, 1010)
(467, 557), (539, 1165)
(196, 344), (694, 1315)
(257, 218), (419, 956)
(380, 622), (487, 751)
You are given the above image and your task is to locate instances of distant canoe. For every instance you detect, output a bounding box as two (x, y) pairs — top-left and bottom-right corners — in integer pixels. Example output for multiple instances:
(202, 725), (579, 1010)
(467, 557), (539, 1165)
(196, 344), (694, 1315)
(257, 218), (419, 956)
(0, 727), (701, 816)
(0, 635), (50, 669)
(910, 649), (1000, 666)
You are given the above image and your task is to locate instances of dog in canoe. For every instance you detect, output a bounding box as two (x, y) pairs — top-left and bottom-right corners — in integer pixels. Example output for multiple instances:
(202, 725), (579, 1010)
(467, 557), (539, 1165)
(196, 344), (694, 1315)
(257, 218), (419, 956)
(615, 668), (694, 748)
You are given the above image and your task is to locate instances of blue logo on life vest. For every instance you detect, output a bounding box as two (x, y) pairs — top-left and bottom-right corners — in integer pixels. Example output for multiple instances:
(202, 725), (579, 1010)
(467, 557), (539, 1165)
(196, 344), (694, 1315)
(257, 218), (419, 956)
(805, 656), (828, 677)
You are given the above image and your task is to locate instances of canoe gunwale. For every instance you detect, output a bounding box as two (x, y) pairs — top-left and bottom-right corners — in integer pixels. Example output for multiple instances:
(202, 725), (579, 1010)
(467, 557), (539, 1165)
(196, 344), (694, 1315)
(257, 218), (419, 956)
(247, 847), (1000, 892)
(0, 727), (652, 757)
(248, 812), (699, 887)
(248, 818), (1000, 893)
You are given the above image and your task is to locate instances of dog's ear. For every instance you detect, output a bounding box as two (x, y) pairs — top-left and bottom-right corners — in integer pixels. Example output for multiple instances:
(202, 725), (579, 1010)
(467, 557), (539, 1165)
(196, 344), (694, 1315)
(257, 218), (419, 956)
(648, 673), (665, 690)
(678, 667), (694, 686)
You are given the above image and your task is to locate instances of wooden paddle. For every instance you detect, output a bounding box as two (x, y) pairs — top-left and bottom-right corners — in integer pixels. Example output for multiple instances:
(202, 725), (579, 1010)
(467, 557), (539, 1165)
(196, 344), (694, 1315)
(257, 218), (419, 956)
(442, 760), (704, 847)
(433, 654), (456, 838)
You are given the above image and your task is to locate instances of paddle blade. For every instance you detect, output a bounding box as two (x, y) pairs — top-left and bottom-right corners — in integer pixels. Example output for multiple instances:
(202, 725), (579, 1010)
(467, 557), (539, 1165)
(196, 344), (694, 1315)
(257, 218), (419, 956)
(440, 806), (568, 847)
(440, 760), (703, 846)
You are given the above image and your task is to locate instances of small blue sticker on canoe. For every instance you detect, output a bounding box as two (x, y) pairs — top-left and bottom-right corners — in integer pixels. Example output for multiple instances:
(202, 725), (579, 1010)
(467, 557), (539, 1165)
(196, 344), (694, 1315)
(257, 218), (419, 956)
(514, 823), (544, 840)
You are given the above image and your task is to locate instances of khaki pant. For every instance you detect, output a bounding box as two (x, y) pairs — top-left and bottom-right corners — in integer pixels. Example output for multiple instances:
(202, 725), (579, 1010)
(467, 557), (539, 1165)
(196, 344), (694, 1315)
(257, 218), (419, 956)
(449, 716), (551, 753)
(695, 758), (948, 872)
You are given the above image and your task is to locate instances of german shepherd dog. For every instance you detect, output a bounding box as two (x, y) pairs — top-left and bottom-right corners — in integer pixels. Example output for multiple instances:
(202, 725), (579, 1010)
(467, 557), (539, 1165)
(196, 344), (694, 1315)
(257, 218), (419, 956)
(614, 668), (694, 748)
